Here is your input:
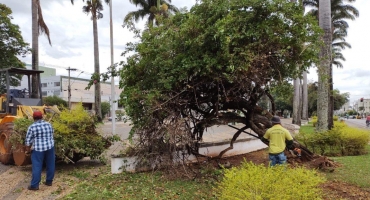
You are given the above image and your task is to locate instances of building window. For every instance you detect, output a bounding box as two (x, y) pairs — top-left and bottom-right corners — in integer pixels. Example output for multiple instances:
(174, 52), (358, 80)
(54, 82), (60, 87)
(54, 90), (60, 96)
(41, 83), (47, 87)
(42, 91), (47, 97)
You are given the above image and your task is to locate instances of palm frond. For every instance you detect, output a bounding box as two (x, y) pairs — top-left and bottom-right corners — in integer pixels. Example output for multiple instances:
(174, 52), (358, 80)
(124, 10), (150, 23)
(332, 41), (351, 49)
(36, 0), (51, 45)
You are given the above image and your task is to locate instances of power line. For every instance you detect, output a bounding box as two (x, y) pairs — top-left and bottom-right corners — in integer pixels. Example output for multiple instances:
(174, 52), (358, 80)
(40, 62), (93, 75)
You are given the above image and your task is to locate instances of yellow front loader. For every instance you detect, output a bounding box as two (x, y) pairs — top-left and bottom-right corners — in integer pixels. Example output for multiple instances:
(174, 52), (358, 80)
(0, 68), (60, 166)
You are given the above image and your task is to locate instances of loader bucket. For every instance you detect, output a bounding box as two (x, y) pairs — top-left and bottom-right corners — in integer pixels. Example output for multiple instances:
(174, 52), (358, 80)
(0, 117), (17, 165)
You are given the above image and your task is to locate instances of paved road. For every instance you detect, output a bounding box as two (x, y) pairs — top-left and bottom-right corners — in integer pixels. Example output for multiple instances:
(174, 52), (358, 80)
(343, 118), (369, 129)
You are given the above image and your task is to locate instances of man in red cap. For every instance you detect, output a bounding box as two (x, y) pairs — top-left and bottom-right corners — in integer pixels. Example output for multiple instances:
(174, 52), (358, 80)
(25, 110), (55, 190)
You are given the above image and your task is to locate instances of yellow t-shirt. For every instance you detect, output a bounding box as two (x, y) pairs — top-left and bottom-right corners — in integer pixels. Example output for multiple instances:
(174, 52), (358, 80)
(263, 124), (293, 154)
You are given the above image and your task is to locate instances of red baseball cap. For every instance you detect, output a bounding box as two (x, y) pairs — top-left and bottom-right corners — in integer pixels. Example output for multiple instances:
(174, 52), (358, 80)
(33, 110), (43, 119)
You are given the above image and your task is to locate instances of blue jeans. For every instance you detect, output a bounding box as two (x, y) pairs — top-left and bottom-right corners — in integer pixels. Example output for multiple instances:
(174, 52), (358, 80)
(269, 152), (286, 166)
(30, 147), (55, 188)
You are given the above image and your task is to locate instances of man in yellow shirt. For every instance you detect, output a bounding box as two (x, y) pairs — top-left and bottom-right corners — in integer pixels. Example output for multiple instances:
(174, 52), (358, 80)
(261, 116), (293, 166)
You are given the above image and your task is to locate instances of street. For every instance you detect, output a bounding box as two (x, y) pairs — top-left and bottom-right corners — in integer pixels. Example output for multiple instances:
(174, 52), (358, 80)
(342, 118), (369, 129)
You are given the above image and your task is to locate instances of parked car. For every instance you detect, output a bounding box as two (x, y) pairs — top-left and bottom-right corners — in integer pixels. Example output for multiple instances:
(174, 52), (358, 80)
(108, 117), (118, 121)
(108, 116), (128, 121)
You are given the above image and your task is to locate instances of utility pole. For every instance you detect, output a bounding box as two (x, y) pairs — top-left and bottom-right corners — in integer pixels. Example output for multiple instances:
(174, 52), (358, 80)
(67, 67), (77, 110)
(109, 0), (116, 134)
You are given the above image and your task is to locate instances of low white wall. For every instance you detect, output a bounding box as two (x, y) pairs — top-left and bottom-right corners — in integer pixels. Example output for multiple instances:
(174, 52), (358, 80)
(111, 138), (267, 174)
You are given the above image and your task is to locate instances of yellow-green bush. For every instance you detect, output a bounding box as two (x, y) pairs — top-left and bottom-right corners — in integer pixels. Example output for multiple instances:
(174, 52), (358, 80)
(333, 116), (338, 121)
(52, 103), (119, 163)
(296, 122), (370, 156)
(217, 162), (325, 200)
(311, 119), (317, 127)
(338, 127), (369, 155)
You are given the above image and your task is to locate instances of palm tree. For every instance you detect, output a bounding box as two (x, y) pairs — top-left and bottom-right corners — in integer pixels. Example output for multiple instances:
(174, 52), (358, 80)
(124, 0), (179, 26)
(31, 0), (51, 98)
(71, 0), (109, 121)
(316, 0), (331, 132)
(304, 0), (359, 129)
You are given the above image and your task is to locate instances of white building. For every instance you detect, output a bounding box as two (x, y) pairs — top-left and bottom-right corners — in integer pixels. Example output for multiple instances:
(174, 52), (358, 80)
(336, 101), (351, 114)
(12, 65), (122, 111)
(354, 98), (370, 116)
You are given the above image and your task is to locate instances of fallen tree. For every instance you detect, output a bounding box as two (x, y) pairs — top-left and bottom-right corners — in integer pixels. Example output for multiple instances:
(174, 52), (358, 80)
(119, 0), (323, 170)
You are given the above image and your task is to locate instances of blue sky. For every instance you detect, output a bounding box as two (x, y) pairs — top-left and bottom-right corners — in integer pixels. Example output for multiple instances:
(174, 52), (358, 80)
(2, 0), (369, 104)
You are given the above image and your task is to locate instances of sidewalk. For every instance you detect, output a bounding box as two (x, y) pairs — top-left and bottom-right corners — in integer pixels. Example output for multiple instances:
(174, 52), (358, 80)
(201, 118), (299, 145)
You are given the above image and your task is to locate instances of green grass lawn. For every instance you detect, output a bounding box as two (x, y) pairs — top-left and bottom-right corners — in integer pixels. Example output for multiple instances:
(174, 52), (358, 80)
(325, 145), (370, 189)
(299, 123), (370, 190)
(299, 122), (315, 134)
(62, 168), (218, 200)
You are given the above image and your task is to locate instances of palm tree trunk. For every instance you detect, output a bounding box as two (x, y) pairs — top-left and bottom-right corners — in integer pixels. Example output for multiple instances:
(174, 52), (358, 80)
(92, 15), (102, 121)
(317, 0), (331, 132)
(302, 71), (308, 120)
(291, 0), (302, 126)
(328, 64), (334, 129)
(31, 0), (39, 98)
(292, 78), (301, 125)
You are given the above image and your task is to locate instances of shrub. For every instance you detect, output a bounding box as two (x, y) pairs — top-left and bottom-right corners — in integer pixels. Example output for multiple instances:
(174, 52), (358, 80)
(101, 101), (110, 118)
(8, 104), (119, 163)
(311, 119), (317, 127)
(43, 95), (67, 107)
(339, 127), (369, 155)
(296, 122), (370, 156)
(9, 118), (34, 149)
(333, 116), (338, 121)
(52, 103), (117, 163)
(217, 162), (325, 200)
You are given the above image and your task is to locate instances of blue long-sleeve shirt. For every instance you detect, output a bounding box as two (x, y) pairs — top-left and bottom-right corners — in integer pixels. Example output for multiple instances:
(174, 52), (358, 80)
(25, 120), (54, 152)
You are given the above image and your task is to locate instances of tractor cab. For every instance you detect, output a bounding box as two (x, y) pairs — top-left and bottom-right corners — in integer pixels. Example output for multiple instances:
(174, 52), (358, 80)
(0, 68), (44, 116)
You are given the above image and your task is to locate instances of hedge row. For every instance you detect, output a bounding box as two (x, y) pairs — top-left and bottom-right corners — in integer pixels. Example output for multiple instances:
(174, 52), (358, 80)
(296, 122), (370, 156)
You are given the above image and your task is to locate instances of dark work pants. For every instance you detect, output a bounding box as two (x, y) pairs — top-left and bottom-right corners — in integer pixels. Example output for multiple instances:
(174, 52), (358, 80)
(30, 147), (55, 188)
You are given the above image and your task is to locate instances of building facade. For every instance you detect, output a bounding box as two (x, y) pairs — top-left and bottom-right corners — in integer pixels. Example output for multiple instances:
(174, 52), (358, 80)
(353, 98), (370, 116)
(13, 65), (122, 111)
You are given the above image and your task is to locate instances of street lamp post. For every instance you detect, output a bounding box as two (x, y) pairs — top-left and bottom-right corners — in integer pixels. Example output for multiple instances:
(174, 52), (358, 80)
(67, 67), (77, 110)
(109, 0), (116, 134)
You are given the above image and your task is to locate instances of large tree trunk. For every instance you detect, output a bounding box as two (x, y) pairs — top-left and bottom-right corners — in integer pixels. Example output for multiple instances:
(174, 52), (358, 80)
(92, 16), (102, 121)
(328, 64), (334, 129)
(31, 0), (39, 98)
(317, 0), (331, 132)
(302, 71), (308, 120)
(292, 78), (301, 125)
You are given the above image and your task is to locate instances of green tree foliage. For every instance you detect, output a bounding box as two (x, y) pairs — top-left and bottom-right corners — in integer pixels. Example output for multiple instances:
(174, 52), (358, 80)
(307, 82), (349, 116)
(101, 101), (110, 118)
(270, 81), (294, 116)
(120, 0), (322, 164)
(43, 95), (67, 107)
(0, 4), (31, 93)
